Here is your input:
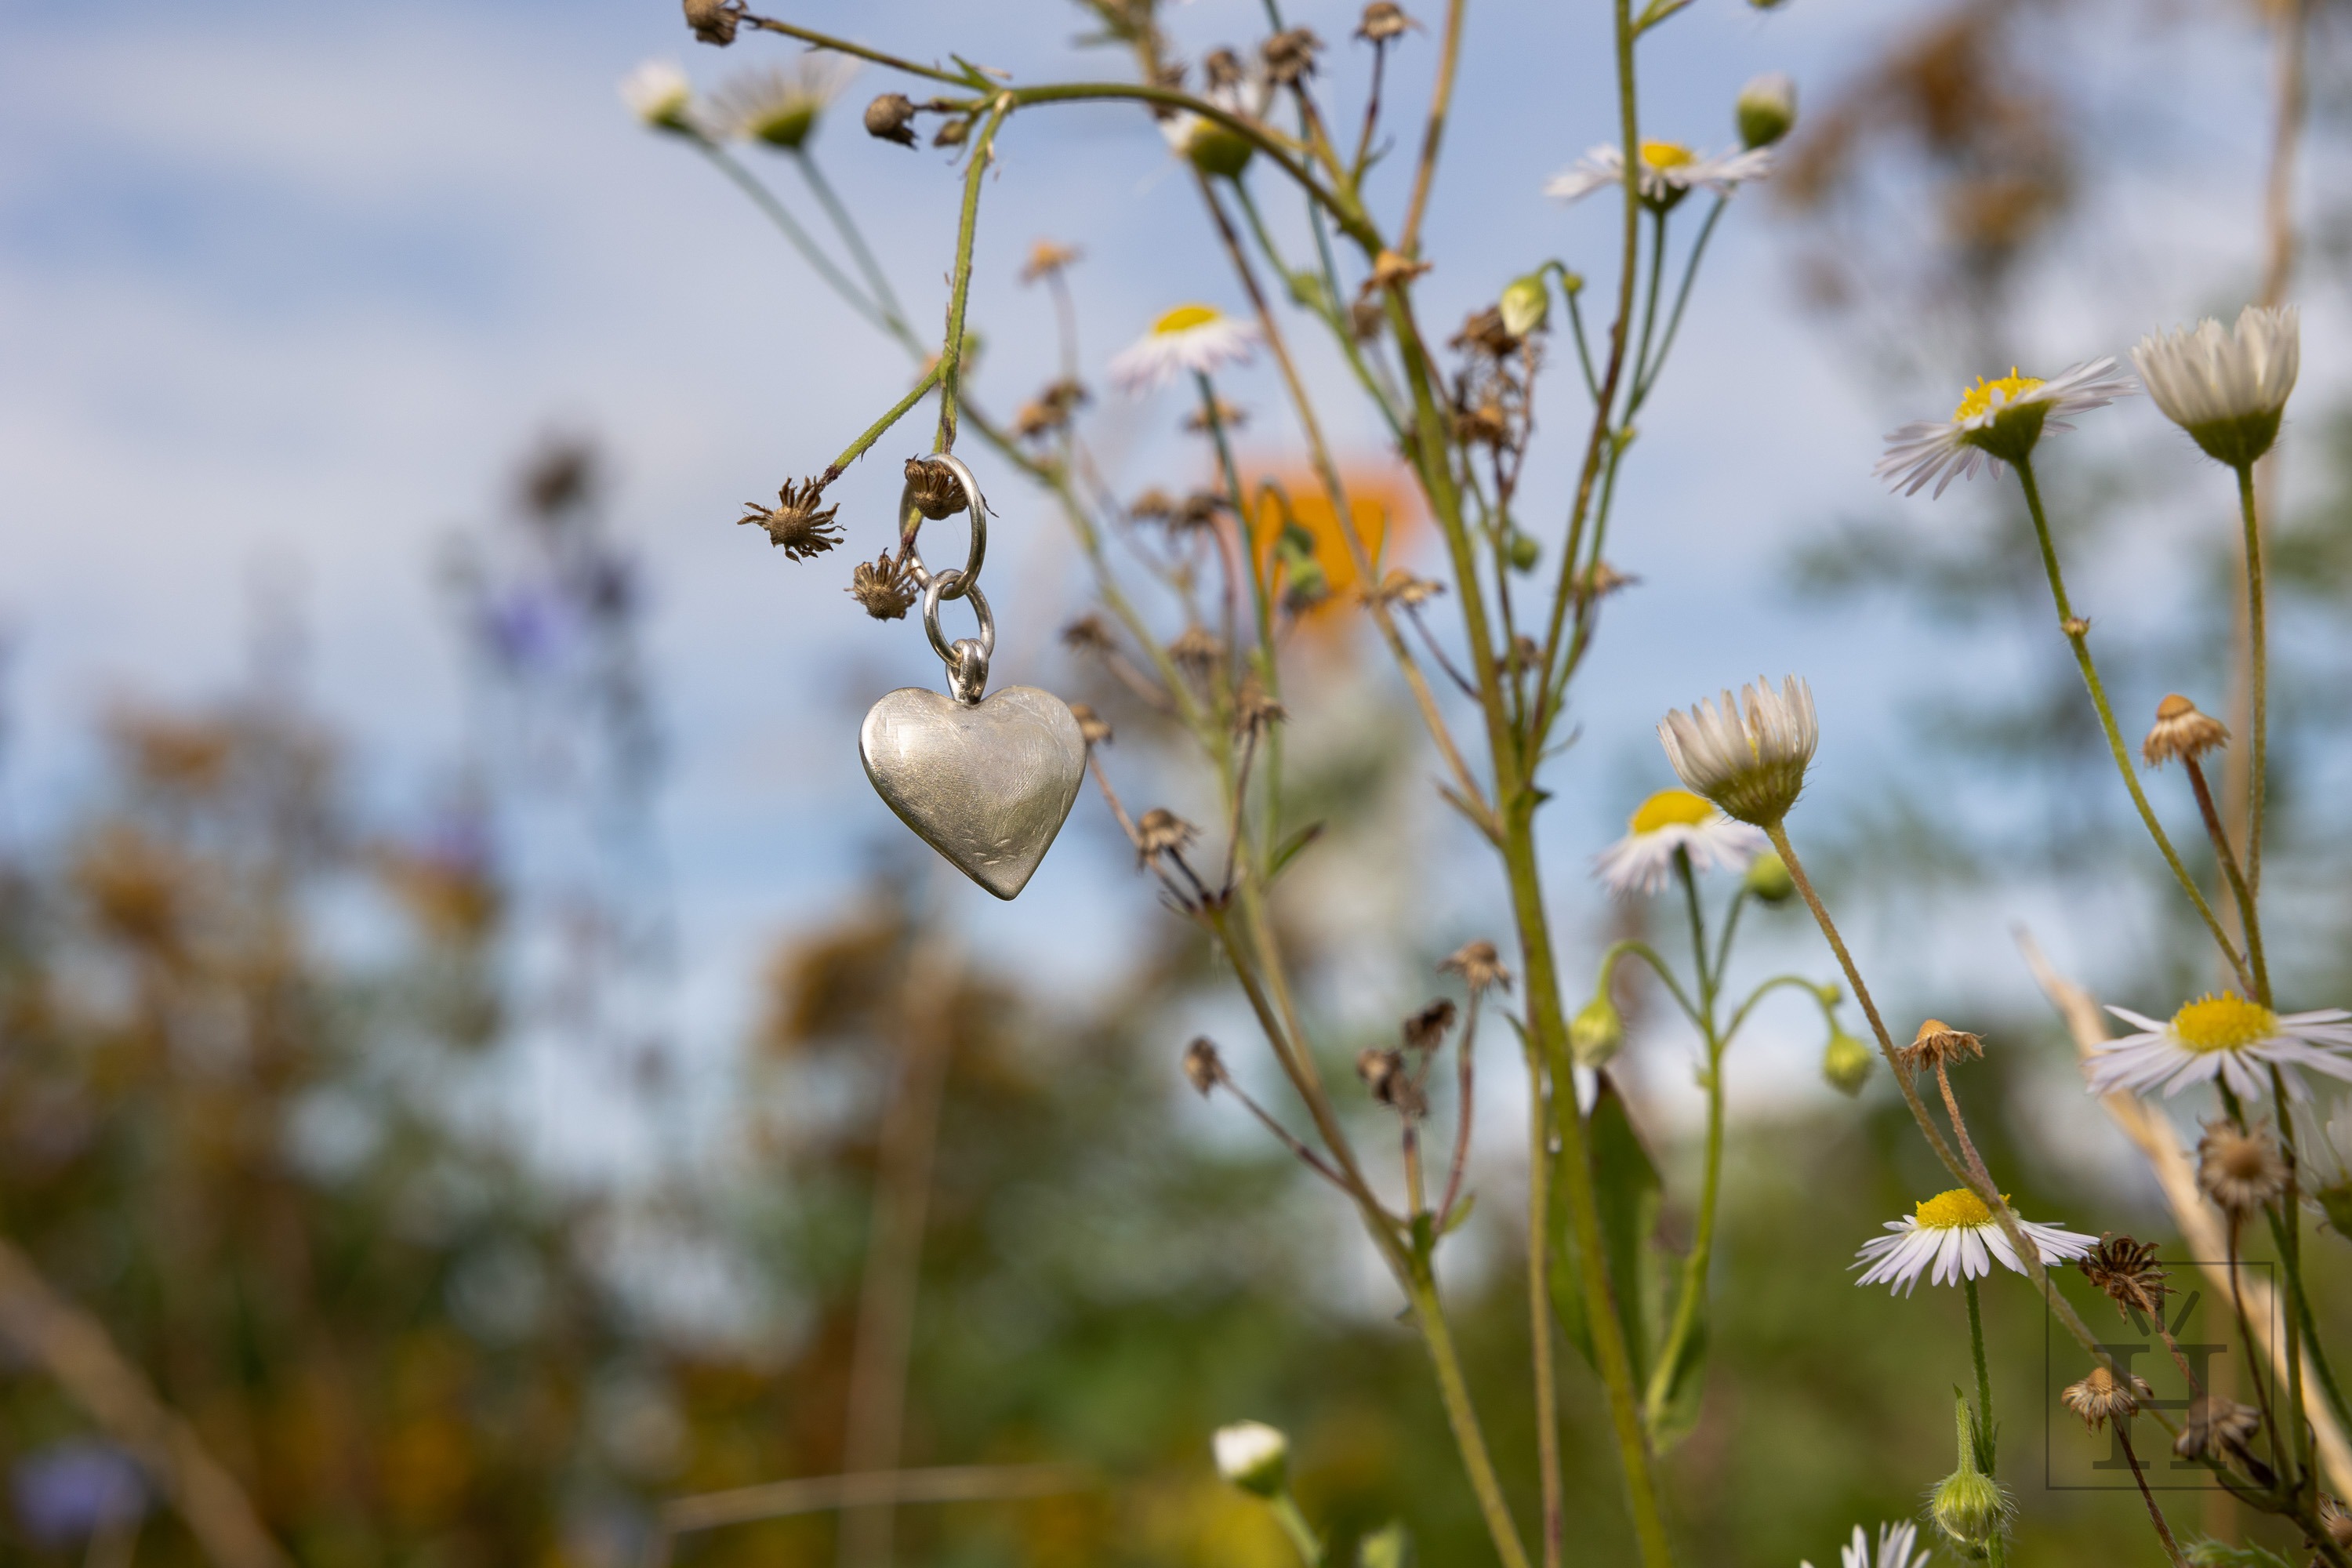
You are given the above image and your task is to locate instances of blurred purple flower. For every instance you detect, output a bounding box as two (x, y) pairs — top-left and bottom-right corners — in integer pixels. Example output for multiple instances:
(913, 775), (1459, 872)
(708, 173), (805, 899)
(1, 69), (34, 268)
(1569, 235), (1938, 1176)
(13, 1442), (145, 1544)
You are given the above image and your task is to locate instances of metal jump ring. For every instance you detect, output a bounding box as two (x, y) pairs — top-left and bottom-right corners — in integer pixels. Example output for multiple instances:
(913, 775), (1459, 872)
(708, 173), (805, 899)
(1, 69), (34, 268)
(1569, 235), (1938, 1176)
(922, 570), (995, 670)
(900, 452), (988, 602)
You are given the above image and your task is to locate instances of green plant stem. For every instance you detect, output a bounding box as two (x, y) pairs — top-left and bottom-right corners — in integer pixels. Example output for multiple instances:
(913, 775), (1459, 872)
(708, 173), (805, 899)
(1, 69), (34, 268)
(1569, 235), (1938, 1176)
(693, 140), (891, 334)
(2012, 456), (2256, 992)
(932, 99), (1012, 451)
(791, 148), (913, 337)
(1720, 975), (1830, 1042)
(2114, 1425), (2187, 1567)
(1632, 195), (1726, 406)
(1965, 1276), (1996, 1468)
(827, 361), (944, 477)
(1396, 0), (1466, 256)
(2274, 1066), (2313, 1493)
(1594, 941), (1703, 1030)
(742, 13), (977, 85)
(1646, 860), (1721, 1428)
(1523, 1028), (1563, 1568)
(1269, 1490), (1322, 1566)
(1405, 1263), (1533, 1568)
(2235, 461), (2270, 898)
(2183, 759), (2269, 1002)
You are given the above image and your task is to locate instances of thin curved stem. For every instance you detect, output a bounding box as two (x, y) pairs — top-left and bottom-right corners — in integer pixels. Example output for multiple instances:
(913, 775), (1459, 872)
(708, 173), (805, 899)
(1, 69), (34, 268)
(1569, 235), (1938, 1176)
(1595, 939), (1704, 1030)
(791, 148), (913, 337)
(1397, 0), (1466, 257)
(694, 140), (891, 333)
(933, 98), (1014, 450)
(2235, 462), (2270, 902)
(826, 361), (943, 478)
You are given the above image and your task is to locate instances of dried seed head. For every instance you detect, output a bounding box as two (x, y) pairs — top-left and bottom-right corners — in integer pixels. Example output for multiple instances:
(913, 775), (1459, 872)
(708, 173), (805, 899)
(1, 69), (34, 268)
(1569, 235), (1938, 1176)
(1013, 377), (1088, 442)
(1454, 401), (1511, 448)
(1896, 1018), (1984, 1076)
(1370, 249), (1433, 290)
(1202, 48), (1250, 93)
(2320, 1496), (2352, 1550)
(1451, 306), (1520, 358)
(1182, 1036), (1225, 1095)
(2173, 1395), (2262, 1462)
(1173, 492), (1227, 532)
(1067, 702), (1113, 746)
(1262, 28), (1325, 85)
(1061, 614), (1116, 654)
(1182, 397), (1249, 435)
(1234, 677), (1287, 735)
(1135, 808), (1200, 861)
(2078, 1234), (2169, 1320)
(1576, 560), (1636, 601)
(864, 93), (920, 147)
(1403, 998), (1457, 1053)
(1356, 1047), (1425, 1116)
(683, 0), (746, 46)
(1128, 488), (1179, 524)
(848, 552), (919, 619)
(1356, 2), (1419, 42)
(1439, 939), (1512, 994)
(1169, 626), (1225, 673)
(2143, 693), (2230, 768)
(2061, 1365), (2150, 1431)
(902, 456), (967, 519)
(739, 478), (842, 560)
(1367, 569), (1444, 608)
(1020, 239), (1083, 285)
(2198, 1120), (2288, 1214)
(1349, 296), (1388, 342)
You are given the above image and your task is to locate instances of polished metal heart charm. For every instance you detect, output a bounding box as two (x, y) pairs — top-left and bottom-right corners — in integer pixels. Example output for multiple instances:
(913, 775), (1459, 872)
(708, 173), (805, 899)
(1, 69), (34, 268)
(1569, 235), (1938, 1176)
(858, 684), (1086, 900)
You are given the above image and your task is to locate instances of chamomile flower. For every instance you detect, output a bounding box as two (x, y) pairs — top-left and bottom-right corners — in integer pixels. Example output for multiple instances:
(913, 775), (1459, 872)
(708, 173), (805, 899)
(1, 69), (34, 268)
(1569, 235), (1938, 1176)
(2132, 304), (2299, 468)
(1874, 359), (2138, 498)
(620, 60), (696, 134)
(1800, 1522), (1929, 1568)
(1657, 675), (1817, 827)
(1109, 305), (1258, 394)
(710, 56), (858, 151)
(1545, 140), (1773, 209)
(2088, 993), (2352, 1102)
(1853, 1187), (2095, 1294)
(1592, 788), (1766, 896)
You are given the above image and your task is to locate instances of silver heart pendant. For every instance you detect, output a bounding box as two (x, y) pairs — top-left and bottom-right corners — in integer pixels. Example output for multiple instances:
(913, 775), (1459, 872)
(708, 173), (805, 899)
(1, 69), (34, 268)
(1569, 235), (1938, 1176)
(858, 684), (1087, 900)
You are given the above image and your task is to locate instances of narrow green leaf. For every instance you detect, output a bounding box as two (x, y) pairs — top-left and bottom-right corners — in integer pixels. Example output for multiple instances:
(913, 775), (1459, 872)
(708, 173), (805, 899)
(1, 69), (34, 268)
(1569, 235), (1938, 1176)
(1546, 1074), (1663, 1388)
(1269, 822), (1325, 881)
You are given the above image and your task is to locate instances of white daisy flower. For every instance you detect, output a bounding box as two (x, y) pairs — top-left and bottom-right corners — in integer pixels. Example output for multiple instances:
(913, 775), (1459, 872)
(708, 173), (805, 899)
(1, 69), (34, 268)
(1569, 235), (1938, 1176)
(1801, 1522), (1929, 1568)
(1656, 675), (1817, 828)
(1874, 359), (2139, 498)
(2132, 303), (2299, 468)
(1592, 788), (1766, 896)
(2088, 993), (2352, 1102)
(710, 56), (858, 151)
(620, 59), (695, 133)
(1210, 1420), (1287, 1497)
(1545, 140), (1773, 208)
(1854, 1188), (2095, 1295)
(1109, 304), (1258, 394)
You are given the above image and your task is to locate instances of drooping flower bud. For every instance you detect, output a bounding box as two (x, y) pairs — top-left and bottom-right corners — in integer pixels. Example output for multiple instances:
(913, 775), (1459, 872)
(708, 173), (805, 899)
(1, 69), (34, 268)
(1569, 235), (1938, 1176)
(1570, 993), (1624, 1068)
(1735, 71), (1797, 150)
(1498, 271), (1550, 338)
(1821, 1027), (1873, 1097)
(1211, 1420), (1290, 1497)
(1743, 849), (1795, 903)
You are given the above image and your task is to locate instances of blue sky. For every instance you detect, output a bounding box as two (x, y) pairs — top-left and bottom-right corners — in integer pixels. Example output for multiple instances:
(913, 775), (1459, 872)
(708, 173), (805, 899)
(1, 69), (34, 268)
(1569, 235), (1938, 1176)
(0, 0), (2324, 1174)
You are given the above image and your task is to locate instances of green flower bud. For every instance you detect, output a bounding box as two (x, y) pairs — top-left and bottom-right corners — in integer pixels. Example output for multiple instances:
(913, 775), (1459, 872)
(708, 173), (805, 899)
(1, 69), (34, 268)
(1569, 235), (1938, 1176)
(1742, 850), (1795, 903)
(2316, 1181), (2352, 1240)
(1498, 272), (1550, 338)
(1735, 71), (1797, 150)
(1212, 1420), (1289, 1497)
(1185, 120), (1256, 180)
(1820, 1028), (1873, 1098)
(1507, 531), (1541, 573)
(1570, 993), (1624, 1068)
(1358, 1522), (1412, 1568)
(1930, 1396), (2011, 1549)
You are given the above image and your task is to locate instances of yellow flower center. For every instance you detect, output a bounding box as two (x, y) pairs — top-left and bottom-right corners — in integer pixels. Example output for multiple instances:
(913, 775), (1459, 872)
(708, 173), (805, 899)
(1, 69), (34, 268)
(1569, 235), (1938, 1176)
(1915, 1189), (2004, 1230)
(2169, 993), (2278, 1054)
(1639, 140), (1695, 170)
(1153, 303), (1222, 336)
(1951, 369), (2044, 424)
(1628, 789), (1715, 836)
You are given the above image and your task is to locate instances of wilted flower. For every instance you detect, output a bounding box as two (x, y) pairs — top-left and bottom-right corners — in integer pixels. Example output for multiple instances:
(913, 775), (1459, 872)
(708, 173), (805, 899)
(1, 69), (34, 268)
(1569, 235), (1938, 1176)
(1896, 1018), (1983, 1076)
(2141, 692), (2228, 768)
(1212, 1420), (1290, 1497)
(1854, 1187), (2095, 1294)
(1874, 360), (2137, 497)
(1357, 3), (1419, 42)
(739, 478), (841, 559)
(1439, 938), (1512, 994)
(1547, 141), (1773, 209)
(2061, 1365), (2151, 1431)
(620, 60), (696, 132)
(2089, 993), (2352, 1101)
(683, 0), (746, 46)
(1066, 702), (1113, 746)
(2198, 1120), (2288, 1214)
(1261, 28), (1324, 86)
(1592, 788), (1766, 897)
(848, 552), (918, 619)
(1736, 71), (1797, 149)
(902, 456), (968, 520)
(1110, 305), (1259, 393)
(2132, 304), (2299, 469)
(712, 57), (856, 150)
(1182, 1036), (1225, 1095)
(2078, 1234), (2169, 1320)
(2174, 1395), (2262, 1464)
(1135, 808), (1200, 862)
(1168, 626), (1225, 673)
(1657, 675), (1817, 827)
(864, 93), (920, 147)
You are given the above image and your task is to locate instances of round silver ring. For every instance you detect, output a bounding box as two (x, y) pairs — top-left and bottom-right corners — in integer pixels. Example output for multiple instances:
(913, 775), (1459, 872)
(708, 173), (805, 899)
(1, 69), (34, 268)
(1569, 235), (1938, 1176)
(922, 571), (994, 668)
(900, 452), (988, 601)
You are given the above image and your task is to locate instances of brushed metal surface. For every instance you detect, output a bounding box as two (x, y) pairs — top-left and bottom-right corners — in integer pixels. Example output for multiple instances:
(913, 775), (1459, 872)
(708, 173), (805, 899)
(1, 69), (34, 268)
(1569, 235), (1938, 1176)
(858, 684), (1086, 900)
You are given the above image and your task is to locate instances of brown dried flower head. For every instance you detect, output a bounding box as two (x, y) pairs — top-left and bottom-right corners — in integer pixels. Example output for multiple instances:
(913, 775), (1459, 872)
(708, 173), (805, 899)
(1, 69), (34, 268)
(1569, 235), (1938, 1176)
(902, 456), (968, 520)
(1183, 397), (1250, 434)
(1454, 400), (1510, 448)
(2060, 1365), (2150, 1431)
(1450, 307), (1521, 358)
(1170, 625), (1225, 673)
(865, 93), (920, 147)
(1896, 1018), (1984, 1076)
(1061, 614), (1116, 654)
(2320, 1496), (2352, 1550)
(739, 478), (842, 560)
(1066, 702), (1113, 746)
(1370, 249), (1433, 291)
(1349, 296), (1388, 342)
(848, 552), (919, 620)
(1576, 561), (1636, 601)
(1234, 677), (1287, 735)
(2078, 1234), (2169, 1321)
(1202, 48), (1250, 93)
(1262, 28), (1325, 86)
(684, 0), (746, 46)
(1135, 808), (1200, 861)
(1020, 239), (1082, 285)
(1182, 1036), (1225, 1095)
(1356, 1047), (1425, 1117)
(1173, 492), (1227, 532)
(1127, 488), (1179, 524)
(2174, 1395), (2262, 1462)
(1439, 938), (1512, 994)
(2198, 1120), (2288, 1214)
(2142, 693), (2229, 768)
(1356, 2), (1420, 42)
(1367, 569), (1444, 609)
(1403, 998), (1457, 1053)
